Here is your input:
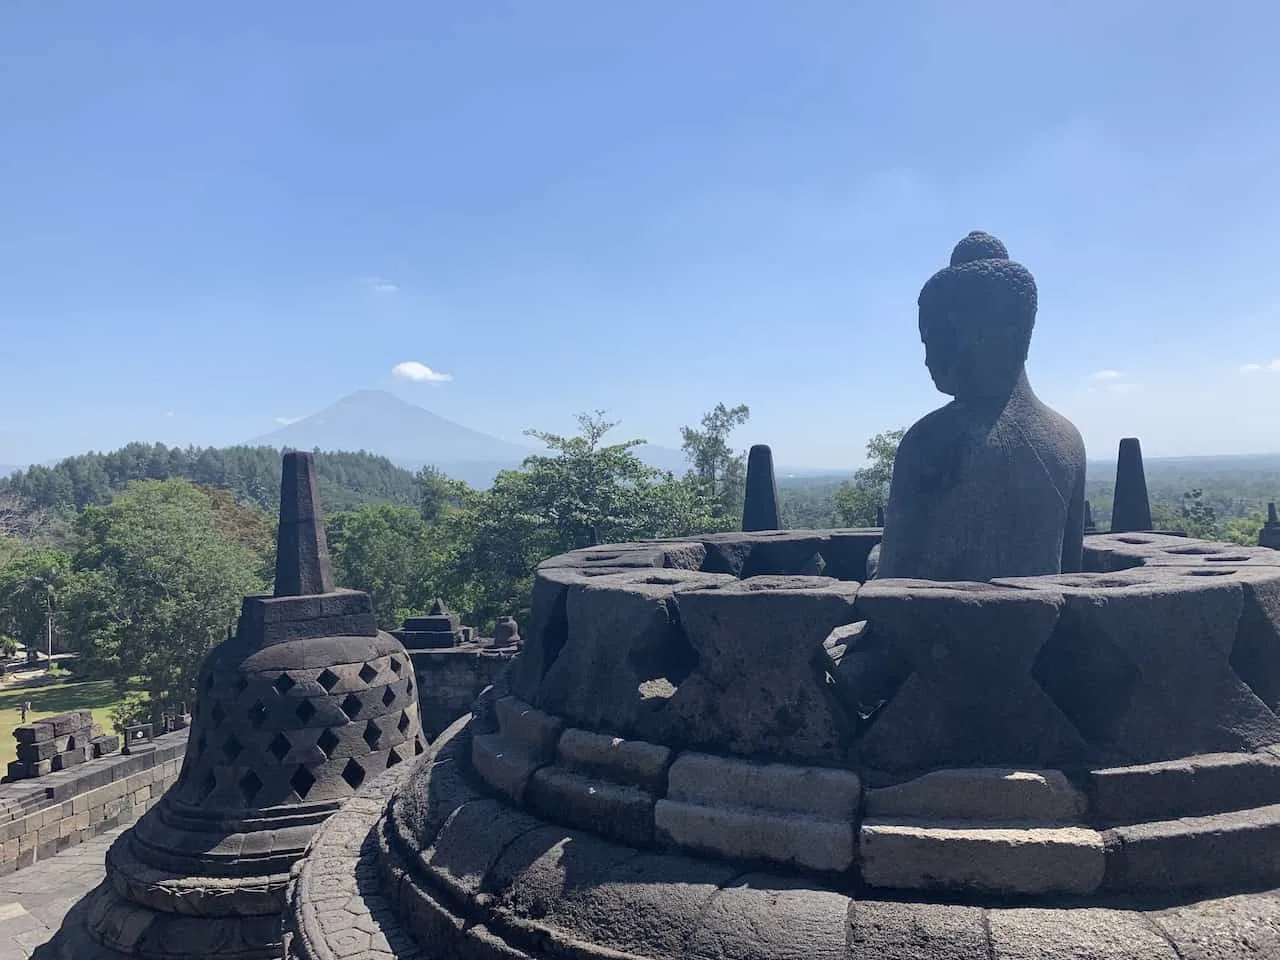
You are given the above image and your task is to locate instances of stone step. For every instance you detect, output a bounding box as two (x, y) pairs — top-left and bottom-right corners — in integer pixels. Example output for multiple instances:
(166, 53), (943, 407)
(859, 820), (1106, 896)
(1105, 801), (1280, 893)
(526, 766), (655, 847)
(1090, 751), (1280, 824)
(866, 768), (1087, 823)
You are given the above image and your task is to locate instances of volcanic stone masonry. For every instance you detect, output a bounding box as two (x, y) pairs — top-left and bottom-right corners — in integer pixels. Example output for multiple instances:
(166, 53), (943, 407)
(392, 599), (522, 739)
(1261, 502), (1280, 550)
(281, 232), (1280, 960)
(37, 451), (424, 960)
(8, 711), (115, 781)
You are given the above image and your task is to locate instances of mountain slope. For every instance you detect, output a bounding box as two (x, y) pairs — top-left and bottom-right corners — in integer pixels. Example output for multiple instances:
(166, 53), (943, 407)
(248, 390), (532, 480)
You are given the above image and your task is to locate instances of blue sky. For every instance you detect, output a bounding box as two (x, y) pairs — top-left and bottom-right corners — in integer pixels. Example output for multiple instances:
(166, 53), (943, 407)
(3, 1), (1279, 470)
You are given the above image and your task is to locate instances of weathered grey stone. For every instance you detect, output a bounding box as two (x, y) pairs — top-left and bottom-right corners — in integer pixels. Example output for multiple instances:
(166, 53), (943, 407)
(527, 766), (655, 847)
(555, 728), (670, 791)
(537, 570), (734, 737)
(742, 444), (781, 532)
(989, 906), (1178, 959)
(666, 752), (861, 817)
(656, 799), (855, 872)
(274, 451), (334, 597)
(657, 577), (859, 763)
(879, 231), (1086, 581)
(1155, 889), (1280, 960)
(1112, 437), (1153, 533)
(1090, 752), (1280, 823)
(1006, 570), (1280, 761)
(867, 768), (1086, 823)
(847, 900), (990, 960)
(685, 875), (851, 960)
(1104, 803), (1280, 893)
(860, 821), (1105, 895)
(857, 580), (1089, 772)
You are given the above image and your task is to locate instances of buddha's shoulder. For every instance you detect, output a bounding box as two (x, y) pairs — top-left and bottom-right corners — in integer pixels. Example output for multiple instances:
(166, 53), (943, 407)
(1019, 399), (1086, 460)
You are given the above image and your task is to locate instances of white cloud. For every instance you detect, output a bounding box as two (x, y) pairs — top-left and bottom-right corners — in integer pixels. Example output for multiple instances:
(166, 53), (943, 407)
(361, 276), (399, 295)
(163, 410), (175, 418)
(392, 361), (453, 384)
(1240, 359), (1280, 375)
(275, 416), (303, 426)
(1089, 369), (1124, 381)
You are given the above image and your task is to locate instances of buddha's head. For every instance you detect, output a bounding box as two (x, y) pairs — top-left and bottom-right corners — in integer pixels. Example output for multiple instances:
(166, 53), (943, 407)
(917, 231), (1038, 399)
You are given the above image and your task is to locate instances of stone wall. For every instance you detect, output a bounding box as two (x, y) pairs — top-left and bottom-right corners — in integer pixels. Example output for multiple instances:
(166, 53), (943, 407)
(0, 728), (187, 876)
(411, 647), (514, 740)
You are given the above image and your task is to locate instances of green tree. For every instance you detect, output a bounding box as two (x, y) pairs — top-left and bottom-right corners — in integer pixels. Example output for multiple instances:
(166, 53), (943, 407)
(0, 548), (71, 663)
(415, 466), (471, 525)
(834, 429), (905, 526)
(1178, 488), (1219, 540)
(430, 412), (720, 631)
(327, 504), (436, 628)
(1223, 509), (1267, 546)
(680, 403), (751, 528)
(61, 479), (267, 722)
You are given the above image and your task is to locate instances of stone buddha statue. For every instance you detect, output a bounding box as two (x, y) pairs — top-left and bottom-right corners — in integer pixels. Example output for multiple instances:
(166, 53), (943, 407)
(877, 231), (1086, 581)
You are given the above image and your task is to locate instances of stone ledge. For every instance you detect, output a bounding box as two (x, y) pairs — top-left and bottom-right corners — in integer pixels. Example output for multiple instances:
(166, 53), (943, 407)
(867, 768), (1087, 823)
(859, 821), (1106, 896)
(1105, 802), (1280, 893)
(1091, 752), (1280, 824)
(656, 799), (855, 873)
(666, 751), (861, 817)
(526, 766), (656, 848)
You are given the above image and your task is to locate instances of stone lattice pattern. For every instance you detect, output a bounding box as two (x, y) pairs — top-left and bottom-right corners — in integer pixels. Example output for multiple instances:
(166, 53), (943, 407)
(38, 451), (424, 960)
(177, 646), (422, 812)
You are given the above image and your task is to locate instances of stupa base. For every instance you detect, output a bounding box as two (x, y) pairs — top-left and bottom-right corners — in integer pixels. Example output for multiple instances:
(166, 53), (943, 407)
(284, 718), (1280, 960)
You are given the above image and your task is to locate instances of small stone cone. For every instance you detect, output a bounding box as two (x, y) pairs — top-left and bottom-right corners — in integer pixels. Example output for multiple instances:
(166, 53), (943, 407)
(742, 444), (780, 532)
(274, 452), (334, 597)
(429, 598), (447, 616)
(1084, 501), (1097, 534)
(875, 506), (886, 528)
(1111, 438), (1152, 533)
(1261, 503), (1280, 550)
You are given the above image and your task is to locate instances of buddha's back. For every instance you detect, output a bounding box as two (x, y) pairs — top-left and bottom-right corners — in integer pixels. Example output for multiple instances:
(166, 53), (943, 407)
(876, 232), (1086, 582)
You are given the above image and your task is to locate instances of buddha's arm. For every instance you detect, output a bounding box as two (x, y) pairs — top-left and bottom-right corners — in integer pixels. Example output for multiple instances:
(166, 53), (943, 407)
(1060, 468), (1085, 573)
(876, 430), (924, 578)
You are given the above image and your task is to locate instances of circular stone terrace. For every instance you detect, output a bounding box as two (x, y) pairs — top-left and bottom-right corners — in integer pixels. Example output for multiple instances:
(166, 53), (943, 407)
(287, 529), (1280, 960)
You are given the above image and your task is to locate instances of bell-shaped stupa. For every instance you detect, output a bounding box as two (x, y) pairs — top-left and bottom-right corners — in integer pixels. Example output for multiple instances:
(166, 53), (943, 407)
(41, 451), (424, 959)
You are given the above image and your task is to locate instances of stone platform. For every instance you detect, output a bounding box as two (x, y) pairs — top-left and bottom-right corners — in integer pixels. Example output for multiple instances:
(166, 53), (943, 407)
(286, 528), (1280, 958)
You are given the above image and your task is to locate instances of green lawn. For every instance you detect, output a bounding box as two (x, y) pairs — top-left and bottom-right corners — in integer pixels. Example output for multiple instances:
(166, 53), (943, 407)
(0, 677), (136, 768)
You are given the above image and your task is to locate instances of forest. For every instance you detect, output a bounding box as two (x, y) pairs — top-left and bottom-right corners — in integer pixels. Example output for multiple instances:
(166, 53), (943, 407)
(1, 404), (1278, 728)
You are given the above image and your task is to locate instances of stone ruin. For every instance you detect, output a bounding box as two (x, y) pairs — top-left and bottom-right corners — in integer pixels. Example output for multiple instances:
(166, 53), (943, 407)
(39, 451), (424, 959)
(392, 599), (521, 740)
(8, 711), (117, 780)
(276, 233), (1280, 958)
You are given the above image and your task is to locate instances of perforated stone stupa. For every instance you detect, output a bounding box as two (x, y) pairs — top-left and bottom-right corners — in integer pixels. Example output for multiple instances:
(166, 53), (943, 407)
(282, 235), (1280, 959)
(40, 452), (423, 960)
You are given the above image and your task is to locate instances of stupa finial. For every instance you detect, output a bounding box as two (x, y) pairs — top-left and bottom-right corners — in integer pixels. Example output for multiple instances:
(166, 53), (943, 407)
(274, 451), (335, 596)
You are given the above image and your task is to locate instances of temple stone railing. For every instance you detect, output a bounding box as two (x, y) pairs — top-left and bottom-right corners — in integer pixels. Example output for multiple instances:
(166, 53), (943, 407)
(0, 728), (187, 876)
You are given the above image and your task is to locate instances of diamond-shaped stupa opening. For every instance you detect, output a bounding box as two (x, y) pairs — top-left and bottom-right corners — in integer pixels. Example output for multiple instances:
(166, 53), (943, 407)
(238, 770), (263, 806)
(316, 728), (340, 758)
(317, 668), (339, 692)
(268, 732), (291, 762)
(341, 758), (366, 791)
(290, 766), (316, 800)
(362, 720), (381, 749)
(273, 673), (296, 695)
(296, 699), (317, 724)
(340, 694), (362, 721)
(358, 662), (378, 685)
